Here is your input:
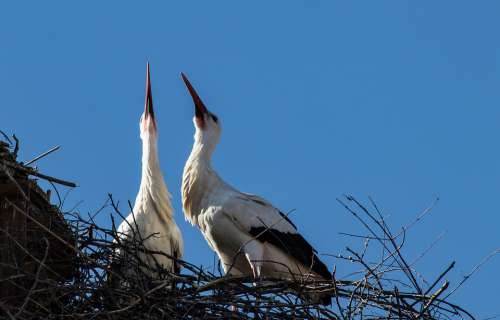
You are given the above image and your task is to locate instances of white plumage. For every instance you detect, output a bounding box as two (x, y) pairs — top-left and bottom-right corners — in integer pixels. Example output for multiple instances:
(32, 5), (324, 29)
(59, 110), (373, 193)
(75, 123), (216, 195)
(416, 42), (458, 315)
(116, 63), (183, 277)
(180, 73), (331, 304)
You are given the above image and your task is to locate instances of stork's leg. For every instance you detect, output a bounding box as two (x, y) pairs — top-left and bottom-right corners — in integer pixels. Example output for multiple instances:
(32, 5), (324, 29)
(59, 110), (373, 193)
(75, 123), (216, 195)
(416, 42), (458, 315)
(245, 253), (262, 279)
(243, 240), (264, 284)
(243, 241), (265, 308)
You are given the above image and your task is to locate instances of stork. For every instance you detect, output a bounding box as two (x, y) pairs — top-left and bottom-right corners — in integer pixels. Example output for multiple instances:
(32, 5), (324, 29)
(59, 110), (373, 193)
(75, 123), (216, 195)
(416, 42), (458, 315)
(115, 63), (183, 277)
(180, 73), (332, 304)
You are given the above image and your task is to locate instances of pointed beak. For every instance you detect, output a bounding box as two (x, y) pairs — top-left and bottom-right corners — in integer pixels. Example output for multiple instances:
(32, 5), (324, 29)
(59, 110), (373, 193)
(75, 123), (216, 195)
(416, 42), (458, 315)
(181, 73), (208, 119)
(144, 62), (155, 120)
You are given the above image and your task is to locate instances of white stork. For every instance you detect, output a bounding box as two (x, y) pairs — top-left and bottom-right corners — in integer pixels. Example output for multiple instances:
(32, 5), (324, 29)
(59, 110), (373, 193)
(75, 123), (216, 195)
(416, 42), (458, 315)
(180, 73), (332, 304)
(115, 63), (183, 277)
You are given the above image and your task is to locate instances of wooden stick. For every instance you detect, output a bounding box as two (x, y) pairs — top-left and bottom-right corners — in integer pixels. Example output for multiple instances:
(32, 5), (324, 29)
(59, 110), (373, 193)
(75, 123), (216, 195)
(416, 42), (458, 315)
(2, 160), (76, 188)
(25, 146), (60, 166)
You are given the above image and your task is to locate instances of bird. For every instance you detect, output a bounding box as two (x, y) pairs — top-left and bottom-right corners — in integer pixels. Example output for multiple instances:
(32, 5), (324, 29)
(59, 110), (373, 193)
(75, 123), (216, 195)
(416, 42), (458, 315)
(115, 63), (183, 278)
(180, 73), (332, 304)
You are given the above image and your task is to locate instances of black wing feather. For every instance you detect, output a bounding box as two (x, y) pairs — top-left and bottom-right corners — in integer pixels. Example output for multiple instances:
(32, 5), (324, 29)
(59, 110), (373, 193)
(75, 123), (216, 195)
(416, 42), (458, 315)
(249, 226), (331, 280)
(278, 210), (297, 230)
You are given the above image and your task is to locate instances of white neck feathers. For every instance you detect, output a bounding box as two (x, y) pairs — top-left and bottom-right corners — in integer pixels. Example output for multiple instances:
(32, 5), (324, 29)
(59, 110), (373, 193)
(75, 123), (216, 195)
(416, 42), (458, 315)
(182, 131), (223, 226)
(136, 135), (174, 220)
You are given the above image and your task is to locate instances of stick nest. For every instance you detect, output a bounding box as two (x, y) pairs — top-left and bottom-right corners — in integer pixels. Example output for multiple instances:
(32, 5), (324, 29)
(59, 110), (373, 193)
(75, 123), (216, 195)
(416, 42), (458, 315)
(0, 133), (476, 320)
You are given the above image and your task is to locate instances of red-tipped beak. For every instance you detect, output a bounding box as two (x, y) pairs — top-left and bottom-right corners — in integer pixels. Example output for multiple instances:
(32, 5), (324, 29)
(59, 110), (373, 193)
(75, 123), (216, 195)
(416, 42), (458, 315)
(144, 62), (155, 120)
(181, 72), (208, 119)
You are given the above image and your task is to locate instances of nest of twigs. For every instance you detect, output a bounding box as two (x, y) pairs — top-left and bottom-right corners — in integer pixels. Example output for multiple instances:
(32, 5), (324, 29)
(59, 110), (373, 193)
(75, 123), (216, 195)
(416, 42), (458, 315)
(0, 132), (477, 319)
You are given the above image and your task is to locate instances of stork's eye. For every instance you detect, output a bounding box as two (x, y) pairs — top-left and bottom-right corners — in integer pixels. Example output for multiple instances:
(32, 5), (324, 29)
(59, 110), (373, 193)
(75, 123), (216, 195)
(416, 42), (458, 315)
(210, 114), (218, 123)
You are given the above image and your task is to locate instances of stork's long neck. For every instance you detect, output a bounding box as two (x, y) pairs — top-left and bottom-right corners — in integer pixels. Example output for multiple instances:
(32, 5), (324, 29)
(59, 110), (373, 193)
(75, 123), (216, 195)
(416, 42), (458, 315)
(137, 136), (173, 219)
(182, 131), (225, 226)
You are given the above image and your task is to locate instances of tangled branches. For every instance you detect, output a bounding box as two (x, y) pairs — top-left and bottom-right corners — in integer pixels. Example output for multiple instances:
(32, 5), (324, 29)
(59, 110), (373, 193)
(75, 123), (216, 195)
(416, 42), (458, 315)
(2, 198), (478, 319)
(0, 134), (480, 319)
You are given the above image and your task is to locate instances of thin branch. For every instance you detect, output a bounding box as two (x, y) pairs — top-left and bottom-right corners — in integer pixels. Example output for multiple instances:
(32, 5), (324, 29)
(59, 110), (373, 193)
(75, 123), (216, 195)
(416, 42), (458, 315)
(25, 145), (60, 166)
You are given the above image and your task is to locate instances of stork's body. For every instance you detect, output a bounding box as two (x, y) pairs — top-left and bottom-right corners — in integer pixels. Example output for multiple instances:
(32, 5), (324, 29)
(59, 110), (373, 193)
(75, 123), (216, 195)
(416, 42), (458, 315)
(116, 64), (183, 277)
(180, 74), (331, 304)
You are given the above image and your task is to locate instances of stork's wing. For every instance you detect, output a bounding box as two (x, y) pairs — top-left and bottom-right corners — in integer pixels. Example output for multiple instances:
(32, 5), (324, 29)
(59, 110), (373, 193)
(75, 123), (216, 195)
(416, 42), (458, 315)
(172, 247), (181, 274)
(224, 193), (331, 279)
(236, 193), (297, 232)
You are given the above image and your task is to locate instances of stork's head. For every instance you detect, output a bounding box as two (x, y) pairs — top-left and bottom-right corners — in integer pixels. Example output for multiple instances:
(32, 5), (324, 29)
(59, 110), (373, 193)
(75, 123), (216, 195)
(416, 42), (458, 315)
(140, 62), (157, 140)
(181, 73), (221, 147)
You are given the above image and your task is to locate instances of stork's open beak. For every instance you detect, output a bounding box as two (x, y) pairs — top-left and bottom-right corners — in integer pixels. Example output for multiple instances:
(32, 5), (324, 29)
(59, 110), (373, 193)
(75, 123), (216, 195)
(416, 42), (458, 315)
(181, 73), (208, 119)
(144, 62), (155, 120)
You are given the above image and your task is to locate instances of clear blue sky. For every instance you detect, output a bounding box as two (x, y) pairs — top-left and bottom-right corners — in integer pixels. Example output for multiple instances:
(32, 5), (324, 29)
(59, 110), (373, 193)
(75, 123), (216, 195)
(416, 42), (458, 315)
(1, 1), (499, 316)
